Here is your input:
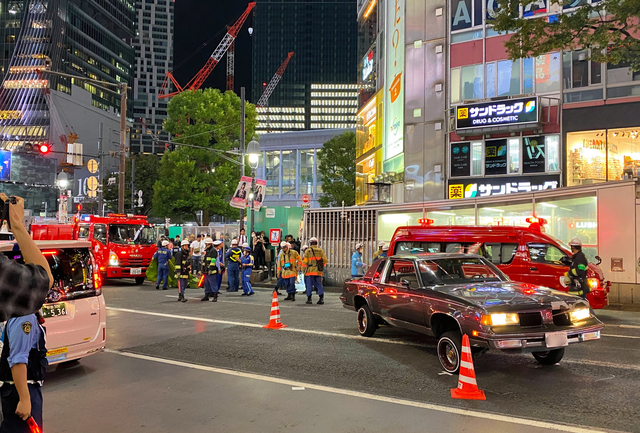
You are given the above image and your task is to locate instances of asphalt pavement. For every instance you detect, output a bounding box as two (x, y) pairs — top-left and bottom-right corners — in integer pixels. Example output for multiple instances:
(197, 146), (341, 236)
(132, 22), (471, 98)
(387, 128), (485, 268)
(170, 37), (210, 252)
(43, 281), (640, 433)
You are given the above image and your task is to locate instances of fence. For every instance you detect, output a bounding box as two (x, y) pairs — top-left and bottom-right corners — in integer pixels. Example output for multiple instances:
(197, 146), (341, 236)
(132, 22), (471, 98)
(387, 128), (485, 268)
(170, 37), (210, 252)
(154, 224), (241, 249)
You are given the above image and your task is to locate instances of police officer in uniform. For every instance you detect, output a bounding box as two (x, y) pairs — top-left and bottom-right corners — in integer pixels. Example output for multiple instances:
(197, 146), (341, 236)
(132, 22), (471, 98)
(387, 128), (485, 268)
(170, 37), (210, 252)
(175, 240), (191, 302)
(200, 238), (218, 302)
(240, 244), (255, 296)
(225, 239), (242, 292)
(154, 240), (172, 290)
(372, 241), (385, 262)
(213, 240), (225, 295)
(566, 238), (590, 300)
(0, 312), (47, 432)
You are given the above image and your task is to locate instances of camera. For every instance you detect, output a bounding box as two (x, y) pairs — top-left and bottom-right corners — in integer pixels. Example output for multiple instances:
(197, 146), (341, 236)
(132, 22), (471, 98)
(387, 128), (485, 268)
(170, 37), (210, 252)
(0, 196), (17, 230)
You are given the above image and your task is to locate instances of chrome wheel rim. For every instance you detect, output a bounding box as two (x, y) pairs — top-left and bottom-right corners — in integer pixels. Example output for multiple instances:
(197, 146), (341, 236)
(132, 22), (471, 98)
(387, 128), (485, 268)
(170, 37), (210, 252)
(438, 338), (459, 372)
(357, 308), (367, 334)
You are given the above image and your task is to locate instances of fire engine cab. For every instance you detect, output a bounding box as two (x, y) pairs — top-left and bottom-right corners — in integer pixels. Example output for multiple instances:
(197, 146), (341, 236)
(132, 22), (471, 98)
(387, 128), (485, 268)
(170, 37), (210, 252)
(32, 214), (157, 284)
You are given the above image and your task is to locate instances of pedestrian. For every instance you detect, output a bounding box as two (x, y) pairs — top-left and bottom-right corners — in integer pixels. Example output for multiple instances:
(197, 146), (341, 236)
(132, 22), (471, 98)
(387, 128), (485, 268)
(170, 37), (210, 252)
(300, 244), (310, 295)
(253, 231), (266, 270)
(240, 244), (255, 296)
(373, 241), (385, 262)
(274, 244), (284, 295)
(175, 240), (191, 302)
(175, 234), (181, 244)
(351, 243), (365, 278)
(238, 229), (248, 247)
(167, 238), (174, 251)
(566, 238), (590, 300)
(190, 234), (202, 275)
(303, 237), (328, 305)
(154, 239), (172, 290)
(200, 238), (219, 302)
(278, 241), (301, 301)
(156, 235), (165, 249)
(225, 239), (242, 292)
(0, 312), (47, 432)
(214, 239), (225, 295)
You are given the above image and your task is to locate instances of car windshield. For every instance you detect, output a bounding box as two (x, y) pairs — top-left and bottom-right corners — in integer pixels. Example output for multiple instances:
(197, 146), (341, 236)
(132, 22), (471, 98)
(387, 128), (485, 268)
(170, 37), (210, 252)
(108, 224), (156, 245)
(417, 257), (507, 285)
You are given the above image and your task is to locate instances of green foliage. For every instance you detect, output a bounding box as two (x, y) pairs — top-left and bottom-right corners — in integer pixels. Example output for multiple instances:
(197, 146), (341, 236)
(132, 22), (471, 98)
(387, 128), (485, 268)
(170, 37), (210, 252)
(102, 154), (160, 215)
(491, 0), (640, 70)
(153, 88), (257, 223)
(317, 131), (356, 207)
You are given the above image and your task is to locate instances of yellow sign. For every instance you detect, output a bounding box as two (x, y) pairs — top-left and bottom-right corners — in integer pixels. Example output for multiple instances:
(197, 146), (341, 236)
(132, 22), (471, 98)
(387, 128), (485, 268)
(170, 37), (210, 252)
(87, 159), (98, 174)
(87, 176), (99, 191)
(486, 146), (497, 158)
(47, 347), (68, 356)
(457, 107), (469, 120)
(0, 110), (22, 120)
(449, 184), (464, 200)
(88, 190), (97, 198)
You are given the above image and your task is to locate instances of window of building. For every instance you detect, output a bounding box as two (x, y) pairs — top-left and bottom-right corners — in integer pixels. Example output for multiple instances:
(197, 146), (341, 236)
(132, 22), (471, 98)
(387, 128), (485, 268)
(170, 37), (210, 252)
(451, 64), (483, 103)
(265, 151), (280, 197)
(281, 150), (296, 196)
(486, 59), (520, 98)
(471, 141), (483, 175)
(563, 49), (601, 89)
(299, 149), (315, 195)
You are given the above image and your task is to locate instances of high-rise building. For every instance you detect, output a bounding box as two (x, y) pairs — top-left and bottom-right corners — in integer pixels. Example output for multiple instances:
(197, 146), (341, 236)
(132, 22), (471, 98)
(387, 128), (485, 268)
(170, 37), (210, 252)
(0, 0), (135, 213)
(252, 0), (358, 133)
(130, 0), (174, 155)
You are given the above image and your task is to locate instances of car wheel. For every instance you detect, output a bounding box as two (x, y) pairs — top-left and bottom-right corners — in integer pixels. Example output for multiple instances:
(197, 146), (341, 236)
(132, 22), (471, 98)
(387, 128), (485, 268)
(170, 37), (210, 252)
(135, 277), (145, 285)
(357, 304), (376, 337)
(532, 348), (565, 365)
(437, 331), (462, 374)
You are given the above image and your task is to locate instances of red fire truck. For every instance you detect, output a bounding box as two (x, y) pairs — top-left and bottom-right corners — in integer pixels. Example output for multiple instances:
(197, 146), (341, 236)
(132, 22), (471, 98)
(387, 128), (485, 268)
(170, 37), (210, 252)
(32, 214), (157, 284)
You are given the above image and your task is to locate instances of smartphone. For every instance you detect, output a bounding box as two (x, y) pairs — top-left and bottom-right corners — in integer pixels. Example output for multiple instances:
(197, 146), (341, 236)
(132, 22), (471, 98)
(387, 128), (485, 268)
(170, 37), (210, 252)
(0, 196), (17, 230)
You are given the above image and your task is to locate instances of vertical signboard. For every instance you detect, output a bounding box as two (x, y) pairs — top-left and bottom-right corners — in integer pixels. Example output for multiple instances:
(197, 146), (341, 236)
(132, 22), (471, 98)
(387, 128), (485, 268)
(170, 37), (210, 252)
(0, 151), (11, 181)
(383, 0), (405, 162)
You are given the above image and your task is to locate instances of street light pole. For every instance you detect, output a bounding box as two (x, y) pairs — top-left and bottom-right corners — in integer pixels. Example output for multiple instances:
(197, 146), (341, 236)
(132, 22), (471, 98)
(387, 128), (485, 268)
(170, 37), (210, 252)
(247, 140), (260, 237)
(118, 82), (127, 213)
(239, 87), (246, 234)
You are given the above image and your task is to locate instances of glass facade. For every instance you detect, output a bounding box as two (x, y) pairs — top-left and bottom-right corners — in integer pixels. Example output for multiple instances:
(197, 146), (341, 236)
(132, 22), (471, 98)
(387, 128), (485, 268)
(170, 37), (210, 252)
(261, 148), (322, 201)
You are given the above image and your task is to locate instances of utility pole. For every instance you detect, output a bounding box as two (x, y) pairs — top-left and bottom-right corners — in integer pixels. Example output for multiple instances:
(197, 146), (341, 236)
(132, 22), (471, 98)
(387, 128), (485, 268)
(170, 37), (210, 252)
(239, 86), (246, 233)
(131, 158), (135, 213)
(118, 82), (127, 214)
(98, 122), (104, 216)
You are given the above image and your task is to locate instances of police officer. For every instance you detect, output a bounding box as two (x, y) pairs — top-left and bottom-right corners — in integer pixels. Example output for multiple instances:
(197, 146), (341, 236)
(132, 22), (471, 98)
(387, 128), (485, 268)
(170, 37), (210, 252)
(214, 240), (225, 296)
(566, 238), (590, 300)
(153, 240), (172, 290)
(225, 239), (242, 292)
(303, 237), (328, 305)
(175, 240), (191, 302)
(372, 241), (385, 262)
(240, 244), (255, 296)
(278, 241), (301, 301)
(380, 244), (389, 258)
(351, 243), (365, 278)
(200, 238), (218, 302)
(0, 312), (47, 432)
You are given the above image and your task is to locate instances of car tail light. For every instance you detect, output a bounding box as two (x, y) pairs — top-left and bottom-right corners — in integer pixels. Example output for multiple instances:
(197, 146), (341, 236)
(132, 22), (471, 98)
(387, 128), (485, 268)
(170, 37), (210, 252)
(94, 272), (102, 294)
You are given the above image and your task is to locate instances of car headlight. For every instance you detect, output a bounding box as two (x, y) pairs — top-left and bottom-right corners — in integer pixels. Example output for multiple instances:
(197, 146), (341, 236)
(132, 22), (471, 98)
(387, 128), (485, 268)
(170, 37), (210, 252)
(569, 307), (591, 322)
(481, 313), (519, 326)
(109, 253), (119, 266)
(587, 278), (599, 290)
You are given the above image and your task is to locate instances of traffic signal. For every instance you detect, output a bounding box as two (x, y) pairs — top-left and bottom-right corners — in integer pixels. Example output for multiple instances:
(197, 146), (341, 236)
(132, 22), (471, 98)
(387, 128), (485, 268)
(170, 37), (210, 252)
(76, 204), (82, 212)
(37, 143), (50, 155)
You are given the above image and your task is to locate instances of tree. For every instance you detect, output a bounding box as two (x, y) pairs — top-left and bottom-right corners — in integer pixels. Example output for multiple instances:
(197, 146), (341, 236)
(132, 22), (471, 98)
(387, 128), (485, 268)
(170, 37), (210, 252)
(154, 88), (257, 223)
(491, 0), (640, 70)
(102, 154), (160, 215)
(317, 131), (356, 207)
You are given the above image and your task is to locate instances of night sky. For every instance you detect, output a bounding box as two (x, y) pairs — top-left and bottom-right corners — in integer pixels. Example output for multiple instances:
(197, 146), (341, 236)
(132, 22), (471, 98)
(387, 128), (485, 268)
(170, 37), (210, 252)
(173, 2), (254, 101)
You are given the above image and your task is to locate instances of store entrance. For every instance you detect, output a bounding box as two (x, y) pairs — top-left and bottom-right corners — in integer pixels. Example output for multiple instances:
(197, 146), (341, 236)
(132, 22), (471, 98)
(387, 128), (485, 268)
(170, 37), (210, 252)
(567, 128), (640, 186)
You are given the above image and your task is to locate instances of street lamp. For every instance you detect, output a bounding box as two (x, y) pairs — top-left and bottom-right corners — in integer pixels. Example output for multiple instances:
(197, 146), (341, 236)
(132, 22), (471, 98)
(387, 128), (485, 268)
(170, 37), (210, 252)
(56, 172), (69, 223)
(247, 140), (260, 236)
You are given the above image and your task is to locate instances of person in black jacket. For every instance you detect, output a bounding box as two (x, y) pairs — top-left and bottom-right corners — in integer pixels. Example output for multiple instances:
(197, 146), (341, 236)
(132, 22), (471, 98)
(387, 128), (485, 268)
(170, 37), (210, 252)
(566, 238), (590, 300)
(175, 240), (191, 302)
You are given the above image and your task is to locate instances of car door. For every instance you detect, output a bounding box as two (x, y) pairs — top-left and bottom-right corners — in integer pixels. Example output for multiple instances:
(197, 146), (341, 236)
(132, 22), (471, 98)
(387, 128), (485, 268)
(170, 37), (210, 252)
(524, 243), (568, 290)
(376, 259), (426, 327)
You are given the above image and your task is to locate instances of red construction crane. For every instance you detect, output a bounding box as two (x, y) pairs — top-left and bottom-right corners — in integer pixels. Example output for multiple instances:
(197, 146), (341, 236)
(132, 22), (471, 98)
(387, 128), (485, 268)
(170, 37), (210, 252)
(256, 52), (294, 107)
(226, 40), (235, 92)
(160, 2), (255, 99)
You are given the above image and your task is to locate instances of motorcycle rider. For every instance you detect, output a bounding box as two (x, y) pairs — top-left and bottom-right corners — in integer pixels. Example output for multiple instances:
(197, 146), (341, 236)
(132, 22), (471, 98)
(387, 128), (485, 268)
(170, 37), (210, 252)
(566, 238), (589, 300)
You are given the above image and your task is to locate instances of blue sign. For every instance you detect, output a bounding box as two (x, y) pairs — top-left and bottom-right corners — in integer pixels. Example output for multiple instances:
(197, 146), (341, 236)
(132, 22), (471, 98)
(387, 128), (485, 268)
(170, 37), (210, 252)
(0, 151), (11, 181)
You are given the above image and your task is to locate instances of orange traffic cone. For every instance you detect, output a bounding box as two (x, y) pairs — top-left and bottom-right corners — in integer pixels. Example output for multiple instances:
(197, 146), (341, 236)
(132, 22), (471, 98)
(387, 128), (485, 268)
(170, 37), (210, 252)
(263, 290), (287, 329)
(450, 334), (486, 400)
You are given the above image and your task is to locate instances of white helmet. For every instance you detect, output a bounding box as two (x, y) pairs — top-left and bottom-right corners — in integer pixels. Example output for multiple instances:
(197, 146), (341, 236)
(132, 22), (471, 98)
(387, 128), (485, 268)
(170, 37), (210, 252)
(280, 241), (288, 248)
(378, 241), (385, 247)
(355, 242), (363, 250)
(161, 240), (169, 247)
(231, 239), (238, 245)
(302, 244), (309, 250)
(569, 238), (582, 247)
(242, 242), (249, 248)
(213, 240), (222, 246)
(204, 237), (213, 244)
(309, 237), (318, 243)
(181, 240), (190, 246)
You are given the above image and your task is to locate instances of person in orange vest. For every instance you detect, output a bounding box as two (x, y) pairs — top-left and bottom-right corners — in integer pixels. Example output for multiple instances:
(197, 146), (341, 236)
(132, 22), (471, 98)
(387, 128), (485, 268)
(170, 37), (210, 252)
(278, 241), (301, 301)
(302, 237), (328, 305)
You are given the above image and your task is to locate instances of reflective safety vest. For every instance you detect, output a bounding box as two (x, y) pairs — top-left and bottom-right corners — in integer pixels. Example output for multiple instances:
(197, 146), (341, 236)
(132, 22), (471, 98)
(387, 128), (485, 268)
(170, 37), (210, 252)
(175, 250), (191, 279)
(202, 247), (218, 275)
(228, 247), (242, 263)
(302, 247), (327, 276)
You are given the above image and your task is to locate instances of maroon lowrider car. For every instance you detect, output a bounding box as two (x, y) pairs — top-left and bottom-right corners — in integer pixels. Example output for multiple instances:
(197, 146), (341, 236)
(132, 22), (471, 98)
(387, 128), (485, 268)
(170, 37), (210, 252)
(340, 253), (604, 373)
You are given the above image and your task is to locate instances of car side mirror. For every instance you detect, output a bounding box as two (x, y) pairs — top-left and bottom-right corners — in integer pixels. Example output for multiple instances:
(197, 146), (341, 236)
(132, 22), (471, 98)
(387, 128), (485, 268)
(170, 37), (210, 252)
(594, 255), (602, 266)
(560, 255), (572, 266)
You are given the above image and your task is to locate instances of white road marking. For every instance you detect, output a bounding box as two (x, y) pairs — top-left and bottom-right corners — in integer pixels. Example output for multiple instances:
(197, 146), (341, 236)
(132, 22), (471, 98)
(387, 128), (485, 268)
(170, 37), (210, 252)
(107, 306), (640, 372)
(104, 349), (604, 433)
(291, 387), (306, 391)
(601, 333), (640, 340)
(438, 371), (454, 376)
(618, 324), (640, 329)
(163, 295), (351, 312)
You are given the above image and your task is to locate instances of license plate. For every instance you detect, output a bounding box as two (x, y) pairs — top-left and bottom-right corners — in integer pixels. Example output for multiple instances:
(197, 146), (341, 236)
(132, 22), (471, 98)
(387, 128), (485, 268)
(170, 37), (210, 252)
(131, 268), (142, 275)
(42, 303), (67, 318)
(545, 331), (568, 348)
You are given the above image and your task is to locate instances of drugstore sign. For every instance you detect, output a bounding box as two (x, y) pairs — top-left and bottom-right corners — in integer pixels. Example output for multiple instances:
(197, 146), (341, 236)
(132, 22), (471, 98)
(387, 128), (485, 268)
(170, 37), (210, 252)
(448, 174), (559, 199)
(455, 97), (539, 131)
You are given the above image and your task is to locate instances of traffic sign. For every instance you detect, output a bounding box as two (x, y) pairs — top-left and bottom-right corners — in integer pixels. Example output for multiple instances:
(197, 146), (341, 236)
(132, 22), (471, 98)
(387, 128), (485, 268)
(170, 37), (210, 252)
(87, 159), (99, 174)
(301, 194), (310, 204)
(87, 176), (99, 191)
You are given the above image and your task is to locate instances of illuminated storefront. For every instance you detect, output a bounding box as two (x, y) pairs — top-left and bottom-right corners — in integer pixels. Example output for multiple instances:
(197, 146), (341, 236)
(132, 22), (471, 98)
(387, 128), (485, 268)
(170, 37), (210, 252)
(356, 91), (383, 205)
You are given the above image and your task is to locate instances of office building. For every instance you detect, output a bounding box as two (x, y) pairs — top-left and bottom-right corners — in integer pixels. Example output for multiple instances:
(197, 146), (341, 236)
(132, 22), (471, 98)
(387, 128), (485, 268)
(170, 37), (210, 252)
(252, 0), (358, 132)
(130, 0), (174, 155)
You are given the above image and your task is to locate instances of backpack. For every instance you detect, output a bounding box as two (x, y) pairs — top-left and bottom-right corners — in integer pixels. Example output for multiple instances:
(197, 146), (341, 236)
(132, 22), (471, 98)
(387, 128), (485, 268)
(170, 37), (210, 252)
(311, 247), (324, 272)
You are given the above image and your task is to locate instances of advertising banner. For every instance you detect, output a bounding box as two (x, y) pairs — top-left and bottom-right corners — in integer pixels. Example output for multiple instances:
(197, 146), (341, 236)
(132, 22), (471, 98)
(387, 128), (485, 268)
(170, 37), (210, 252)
(455, 97), (539, 131)
(230, 176), (252, 210)
(448, 174), (560, 199)
(523, 136), (547, 173)
(252, 178), (267, 211)
(484, 139), (508, 176)
(450, 142), (471, 177)
(383, 0), (405, 162)
(0, 151), (11, 181)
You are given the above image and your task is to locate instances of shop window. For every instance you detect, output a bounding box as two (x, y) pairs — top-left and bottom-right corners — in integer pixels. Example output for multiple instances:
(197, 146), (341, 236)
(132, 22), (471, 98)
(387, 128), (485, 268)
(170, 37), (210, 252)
(485, 139), (508, 175)
(471, 141), (483, 175)
(528, 243), (566, 266)
(508, 138), (520, 173)
(496, 59), (520, 96)
(427, 207), (476, 225)
(563, 50), (601, 89)
(452, 65), (483, 103)
(478, 201), (534, 227)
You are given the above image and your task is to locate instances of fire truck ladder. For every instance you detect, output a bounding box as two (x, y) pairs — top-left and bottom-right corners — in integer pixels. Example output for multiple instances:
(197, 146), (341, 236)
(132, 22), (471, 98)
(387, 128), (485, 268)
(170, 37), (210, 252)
(159, 2), (255, 99)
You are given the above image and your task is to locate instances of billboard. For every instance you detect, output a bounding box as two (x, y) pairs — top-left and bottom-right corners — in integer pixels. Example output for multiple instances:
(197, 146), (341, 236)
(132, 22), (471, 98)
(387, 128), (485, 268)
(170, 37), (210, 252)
(448, 174), (560, 199)
(0, 151), (11, 181)
(230, 176), (252, 210)
(383, 0), (405, 162)
(455, 97), (539, 131)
